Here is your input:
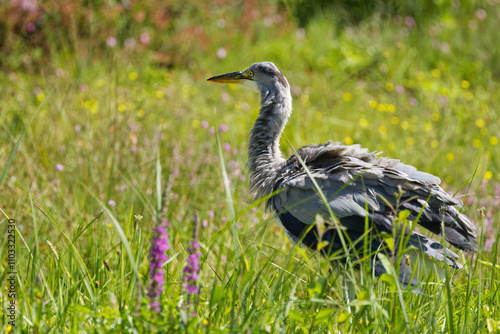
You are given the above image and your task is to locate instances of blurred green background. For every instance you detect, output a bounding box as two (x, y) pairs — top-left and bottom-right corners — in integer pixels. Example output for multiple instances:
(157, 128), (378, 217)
(1, 0), (500, 332)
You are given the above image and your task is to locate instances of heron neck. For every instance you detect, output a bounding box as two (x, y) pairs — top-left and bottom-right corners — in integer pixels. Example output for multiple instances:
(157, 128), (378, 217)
(248, 86), (292, 196)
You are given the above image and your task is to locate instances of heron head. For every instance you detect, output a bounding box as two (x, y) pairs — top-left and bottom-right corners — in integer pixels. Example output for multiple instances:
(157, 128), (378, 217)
(207, 62), (289, 93)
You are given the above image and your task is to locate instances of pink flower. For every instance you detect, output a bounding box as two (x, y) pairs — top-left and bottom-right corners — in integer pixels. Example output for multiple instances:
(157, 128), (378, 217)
(219, 124), (228, 132)
(27, 22), (36, 33)
(147, 219), (170, 313)
(217, 48), (227, 59)
(223, 143), (231, 151)
(405, 16), (415, 28)
(140, 32), (150, 44)
(476, 9), (487, 20)
(108, 200), (116, 207)
(201, 120), (209, 129)
(106, 36), (117, 48)
(183, 240), (201, 295)
(55, 164), (64, 171)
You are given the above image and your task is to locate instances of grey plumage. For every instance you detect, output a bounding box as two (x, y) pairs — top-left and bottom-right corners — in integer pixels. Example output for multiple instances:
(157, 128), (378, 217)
(208, 62), (477, 287)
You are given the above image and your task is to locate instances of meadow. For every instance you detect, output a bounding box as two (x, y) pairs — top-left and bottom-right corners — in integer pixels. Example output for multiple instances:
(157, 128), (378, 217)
(1, 0), (500, 332)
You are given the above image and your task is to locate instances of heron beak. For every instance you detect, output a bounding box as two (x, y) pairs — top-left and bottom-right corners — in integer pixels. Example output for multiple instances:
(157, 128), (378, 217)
(207, 71), (249, 84)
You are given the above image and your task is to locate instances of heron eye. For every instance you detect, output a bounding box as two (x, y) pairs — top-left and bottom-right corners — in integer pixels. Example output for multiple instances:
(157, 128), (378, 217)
(248, 70), (254, 77)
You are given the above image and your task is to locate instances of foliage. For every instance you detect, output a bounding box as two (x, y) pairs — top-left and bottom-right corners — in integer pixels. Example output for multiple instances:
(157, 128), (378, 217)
(1, 0), (500, 333)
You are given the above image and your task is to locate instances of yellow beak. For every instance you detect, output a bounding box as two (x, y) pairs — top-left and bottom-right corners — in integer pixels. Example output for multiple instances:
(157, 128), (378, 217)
(207, 71), (249, 84)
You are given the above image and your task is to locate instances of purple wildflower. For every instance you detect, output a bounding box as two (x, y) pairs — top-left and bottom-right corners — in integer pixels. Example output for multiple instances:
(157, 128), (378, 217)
(55, 164), (64, 171)
(201, 120), (209, 129)
(182, 241), (201, 295)
(108, 200), (116, 207)
(140, 32), (150, 44)
(27, 22), (36, 33)
(217, 48), (227, 59)
(106, 36), (117, 48)
(219, 124), (228, 132)
(405, 16), (415, 28)
(147, 219), (170, 313)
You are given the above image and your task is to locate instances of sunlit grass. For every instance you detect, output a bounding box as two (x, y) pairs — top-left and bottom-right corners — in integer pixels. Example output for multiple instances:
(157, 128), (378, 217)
(1, 2), (500, 333)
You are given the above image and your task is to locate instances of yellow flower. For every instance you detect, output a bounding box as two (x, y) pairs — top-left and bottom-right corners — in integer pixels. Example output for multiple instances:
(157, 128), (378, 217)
(128, 72), (138, 81)
(343, 92), (352, 101)
(137, 109), (145, 118)
(424, 123), (433, 132)
(440, 88), (450, 96)
(461, 80), (470, 89)
(400, 121), (409, 130)
(359, 119), (369, 128)
(490, 136), (499, 145)
(6, 325), (12, 333)
(378, 125), (387, 136)
(118, 104), (126, 112)
(431, 140), (438, 148)
(192, 119), (200, 128)
(407, 137), (415, 146)
(391, 116), (400, 125)
(465, 92), (474, 100)
(416, 72), (425, 81)
(431, 113), (441, 122)
(475, 119), (485, 128)
(473, 139), (481, 148)
(203, 319), (209, 325)
(344, 136), (353, 145)
(36, 92), (45, 102)
(385, 83), (394, 92)
(446, 152), (455, 161)
(369, 100), (377, 108)
(386, 104), (396, 113)
(485, 171), (493, 180)
(377, 104), (386, 112)
(97, 79), (105, 87)
(431, 69), (441, 78)
(301, 94), (310, 108)
(156, 90), (164, 98)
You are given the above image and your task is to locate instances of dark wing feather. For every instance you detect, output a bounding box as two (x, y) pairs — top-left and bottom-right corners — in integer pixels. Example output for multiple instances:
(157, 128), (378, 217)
(269, 141), (476, 285)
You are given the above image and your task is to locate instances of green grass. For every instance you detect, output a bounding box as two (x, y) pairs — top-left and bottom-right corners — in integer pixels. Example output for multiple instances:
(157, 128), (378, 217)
(1, 1), (500, 333)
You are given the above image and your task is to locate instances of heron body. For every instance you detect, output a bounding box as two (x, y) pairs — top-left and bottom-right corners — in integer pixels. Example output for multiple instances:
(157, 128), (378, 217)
(208, 62), (477, 286)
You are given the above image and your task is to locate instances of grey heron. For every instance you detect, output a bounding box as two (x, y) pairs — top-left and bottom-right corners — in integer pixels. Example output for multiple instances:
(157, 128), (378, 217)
(208, 62), (477, 287)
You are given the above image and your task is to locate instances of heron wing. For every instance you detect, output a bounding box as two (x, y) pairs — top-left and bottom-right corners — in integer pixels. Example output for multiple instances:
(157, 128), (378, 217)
(270, 141), (476, 264)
